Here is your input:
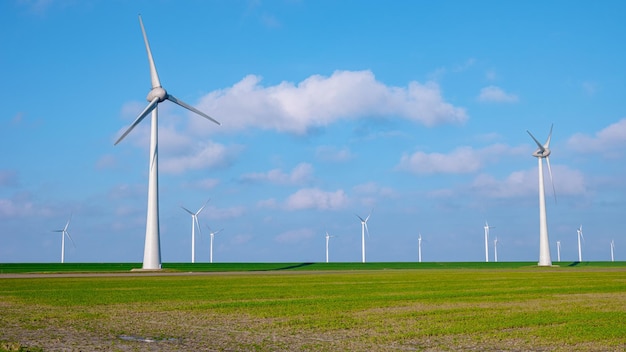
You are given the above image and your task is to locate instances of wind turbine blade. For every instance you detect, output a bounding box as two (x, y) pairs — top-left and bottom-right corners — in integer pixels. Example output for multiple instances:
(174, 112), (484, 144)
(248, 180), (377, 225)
(166, 94), (221, 126)
(195, 217), (202, 237)
(364, 222), (370, 238)
(197, 199), (210, 215)
(544, 124), (554, 148)
(214, 228), (223, 235)
(138, 14), (161, 89)
(527, 130), (545, 152)
(114, 97), (159, 145)
(66, 231), (76, 248)
(545, 156), (557, 203)
(356, 214), (365, 222)
(181, 206), (194, 215)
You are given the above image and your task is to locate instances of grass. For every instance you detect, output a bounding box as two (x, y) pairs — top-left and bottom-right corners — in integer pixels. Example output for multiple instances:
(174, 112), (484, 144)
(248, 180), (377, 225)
(1, 263), (625, 350)
(1, 260), (624, 273)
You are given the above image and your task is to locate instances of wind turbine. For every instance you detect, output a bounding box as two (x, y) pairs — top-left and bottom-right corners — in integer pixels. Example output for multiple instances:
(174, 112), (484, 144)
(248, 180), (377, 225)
(325, 231), (335, 263)
(206, 226), (223, 264)
(483, 222), (494, 262)
(556, 240), (561, 262)
(418, 233), (423, 263)
(493, 237), (500, 262)
(610, 240), (615, 262)
(181, 200), (209, 264)
(356, 210), (372, 263)
(114, 15), (221, 270)
(52, 215), (75, 264)
(576, 225), (584, 262)
(527, 124), (556, 266)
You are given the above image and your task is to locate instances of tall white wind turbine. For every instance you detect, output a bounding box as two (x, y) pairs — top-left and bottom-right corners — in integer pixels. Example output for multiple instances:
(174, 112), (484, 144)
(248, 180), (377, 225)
(52, 215), (75, 264)
(356, 211), (371, 263)
(418, 233), (422, 263)
(114, 15), (221, 270)
(493, 237), (499, 262)
(527, 125), (556, 266)
(610, 240), (615, 262)
(325, 231), (335, 263)
(576, 225), (584, 262)
(181, 200), (209, 264)
(207, 226), (223, 264)
(556, 240), (561, 262)
(483, 222), (494, 262)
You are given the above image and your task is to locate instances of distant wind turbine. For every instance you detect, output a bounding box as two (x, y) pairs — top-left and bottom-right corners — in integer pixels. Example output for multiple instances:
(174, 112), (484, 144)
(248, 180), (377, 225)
(483, 222), (494, 262)
(356, 210), (372, 263)
(181, 200), (209, 264)
(325, 231), (335, 263)
(206, 226), (223, 264)
(556, 240), (561, 262)
(493, 237), (500, 262)
(527, 124), (556, 266)
(418, 233), (423, 263)
(576, 225), (584, 262)
(52, 215), (75, 264)
(114, 15), (221, 270)
(610, 240), (615, 262)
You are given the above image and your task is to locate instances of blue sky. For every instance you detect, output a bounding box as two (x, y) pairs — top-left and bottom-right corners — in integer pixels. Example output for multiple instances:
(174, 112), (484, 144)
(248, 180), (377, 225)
(2, 0), (625, 263)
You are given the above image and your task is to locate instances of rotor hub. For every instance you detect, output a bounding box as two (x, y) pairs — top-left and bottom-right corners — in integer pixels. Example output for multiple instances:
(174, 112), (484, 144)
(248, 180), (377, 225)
(147, 87), (167, 102)
(532, 147), (551, 158)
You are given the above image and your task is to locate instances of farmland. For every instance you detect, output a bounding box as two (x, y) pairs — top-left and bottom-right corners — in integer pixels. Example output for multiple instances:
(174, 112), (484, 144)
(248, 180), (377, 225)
(1, 262), (625, 351)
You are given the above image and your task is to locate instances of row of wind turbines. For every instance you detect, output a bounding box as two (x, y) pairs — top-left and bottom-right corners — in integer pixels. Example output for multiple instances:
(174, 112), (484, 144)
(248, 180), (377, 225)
(106, 15), (609, 269)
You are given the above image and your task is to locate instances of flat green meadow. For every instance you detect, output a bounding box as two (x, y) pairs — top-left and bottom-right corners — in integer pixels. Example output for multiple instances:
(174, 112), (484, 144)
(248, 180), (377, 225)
(1, 262), (625, 351)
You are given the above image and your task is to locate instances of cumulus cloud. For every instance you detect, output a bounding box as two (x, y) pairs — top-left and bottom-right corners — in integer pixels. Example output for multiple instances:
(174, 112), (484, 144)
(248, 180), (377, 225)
(195, 70), (467, 134)
(315, 146), (353, 163)
(285, 188), (348, 210)
(275, 228), (315, 243)
(470, 165), (586, 198)
(240, 163), (313, 185)
(567, 118), (626, 157)
(397, 144), (525, 175)
(477, 85), (519, 103)
(161, 141), (243, 174)
(0, 170), (18, 187)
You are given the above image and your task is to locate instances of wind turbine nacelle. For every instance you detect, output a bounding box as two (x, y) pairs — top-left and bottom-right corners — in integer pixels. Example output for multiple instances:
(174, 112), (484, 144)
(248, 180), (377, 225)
(147, 87), (167, 102)
(532, 148), (551, 158)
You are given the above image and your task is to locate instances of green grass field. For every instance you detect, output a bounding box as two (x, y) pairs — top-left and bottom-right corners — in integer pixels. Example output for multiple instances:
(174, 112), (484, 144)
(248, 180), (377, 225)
(1, 263), (625, 351)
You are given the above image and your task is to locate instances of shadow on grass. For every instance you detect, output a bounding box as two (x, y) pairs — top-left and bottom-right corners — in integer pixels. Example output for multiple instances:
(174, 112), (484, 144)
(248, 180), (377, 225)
(255, 263), (315, 271)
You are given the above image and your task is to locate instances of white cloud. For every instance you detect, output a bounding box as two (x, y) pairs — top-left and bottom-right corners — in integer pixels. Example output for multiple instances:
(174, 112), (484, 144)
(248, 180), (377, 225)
(204, 205), (246, 220)
(315, 146), (353, 163)
(195, 70), (468, 134)
(470, 165), (586, 198)
(161, 141), (243, 174)
(567, 118), (626, 157)
(240, 163), (313, 185)
(397, 144), (524, 175)
(285, 188), (348, 210)
(0, 170), (18, 187)
(477, 85), (519, 103)
(275, 228), (315, 243)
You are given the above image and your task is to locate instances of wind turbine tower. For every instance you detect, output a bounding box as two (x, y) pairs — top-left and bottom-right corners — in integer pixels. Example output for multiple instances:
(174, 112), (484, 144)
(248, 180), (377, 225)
(356, 211), (371, 263)
(556, 240), (561, 262)
(52, 215), (75, 264)
(207, 226), (223, 264)
(325, 231), (335, 263)
(493, 237), (499, 262)
(483, 222), (494, 262)
(114, 15), (221, 270)
(611, 240), (615, 262)
(418, 233), (422, 263)
(527, 125), (556, 266)
(577, 225), (584, 262)
(181, 200), (208, 264)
